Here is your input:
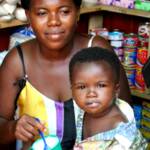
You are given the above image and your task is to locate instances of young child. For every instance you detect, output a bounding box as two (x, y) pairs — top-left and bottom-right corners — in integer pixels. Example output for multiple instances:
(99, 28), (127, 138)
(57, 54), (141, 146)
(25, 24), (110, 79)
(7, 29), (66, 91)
(69, 47), (147, 150)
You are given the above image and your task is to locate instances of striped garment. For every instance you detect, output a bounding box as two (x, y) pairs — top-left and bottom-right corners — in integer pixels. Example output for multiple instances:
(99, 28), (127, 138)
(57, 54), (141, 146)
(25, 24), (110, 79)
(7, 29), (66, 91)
(16, 80), (78, 150)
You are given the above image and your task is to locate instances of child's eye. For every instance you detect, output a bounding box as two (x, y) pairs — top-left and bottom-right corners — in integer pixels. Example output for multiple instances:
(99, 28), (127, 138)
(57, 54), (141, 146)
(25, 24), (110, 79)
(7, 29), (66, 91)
(97, 83), (106, 88)
(77, 85), (86, 90)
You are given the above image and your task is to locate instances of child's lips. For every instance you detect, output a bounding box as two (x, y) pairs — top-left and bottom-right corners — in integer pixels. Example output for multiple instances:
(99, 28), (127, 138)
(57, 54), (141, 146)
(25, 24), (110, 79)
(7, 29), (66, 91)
(86, 101), (100, 108)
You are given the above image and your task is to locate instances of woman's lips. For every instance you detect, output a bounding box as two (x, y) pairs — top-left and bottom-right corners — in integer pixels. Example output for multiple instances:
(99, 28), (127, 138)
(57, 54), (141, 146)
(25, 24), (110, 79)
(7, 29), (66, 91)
(45, 30), (64, 40)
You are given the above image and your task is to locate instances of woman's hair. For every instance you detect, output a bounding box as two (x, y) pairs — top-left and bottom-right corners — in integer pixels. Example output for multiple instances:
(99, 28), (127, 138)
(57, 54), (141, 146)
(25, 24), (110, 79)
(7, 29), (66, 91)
(69, 46), (121, 83)
(21, 0), (82, 10)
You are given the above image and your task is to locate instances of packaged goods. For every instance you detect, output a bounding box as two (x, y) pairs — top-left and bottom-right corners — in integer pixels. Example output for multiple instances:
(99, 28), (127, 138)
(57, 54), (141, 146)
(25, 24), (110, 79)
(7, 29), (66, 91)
(89, 28), (109, 39)
(143, 101), (150, 109)
(143, 108), (150, 118)
(138, 22), (150, 37)
(109, 30), (124, 41)
(123, 48), (137, 66)
(113, 47), (124, 62)
(142, 57), (150, 88)
(135, 67), (146, 92)
(135, 0), (150, 11)
(136, 47), (148, 68)
(133, 104), (142, 128)
(99, 0), (113, 5)
(82, 0), (100, 7)
(123, 33), (139, 48)
(9, 26), (35, 50)
(124, 66), (136, 88)
(109, 30), (124, 61)
(112, 0), (135, 8)
(140, 127), (150, 140)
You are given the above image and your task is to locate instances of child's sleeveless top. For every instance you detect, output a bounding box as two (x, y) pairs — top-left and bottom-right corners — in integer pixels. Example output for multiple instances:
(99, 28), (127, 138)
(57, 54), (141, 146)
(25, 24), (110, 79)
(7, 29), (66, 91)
(15, 35), (95, 149)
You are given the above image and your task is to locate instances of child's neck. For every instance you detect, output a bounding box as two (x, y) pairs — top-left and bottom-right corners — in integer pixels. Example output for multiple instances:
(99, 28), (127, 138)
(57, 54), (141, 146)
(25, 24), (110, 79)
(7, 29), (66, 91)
(83, 104), (127, 139)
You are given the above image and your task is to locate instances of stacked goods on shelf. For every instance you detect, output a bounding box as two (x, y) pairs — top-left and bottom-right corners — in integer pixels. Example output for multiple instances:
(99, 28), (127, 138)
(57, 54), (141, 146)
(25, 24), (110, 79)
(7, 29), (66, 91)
(122, 33), (138, 89)
(135, 22), (149, 92)
(82, 0), (135, 9)
(141, 101), (150, 145)
(88, 22), (149, 93)
(82, 0), (135, 8)
(108, 29), (124, 62)
(137, 22), (150, 145)
(0, 0), (27, 22)
(133, 104), (142, 128)
(89, 27), (109, 39)
(111, 0), (135, 8)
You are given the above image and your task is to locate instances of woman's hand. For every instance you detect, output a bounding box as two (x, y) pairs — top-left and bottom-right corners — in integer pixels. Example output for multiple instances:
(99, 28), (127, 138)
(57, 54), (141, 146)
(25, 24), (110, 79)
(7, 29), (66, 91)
(15, 114), (46, 142)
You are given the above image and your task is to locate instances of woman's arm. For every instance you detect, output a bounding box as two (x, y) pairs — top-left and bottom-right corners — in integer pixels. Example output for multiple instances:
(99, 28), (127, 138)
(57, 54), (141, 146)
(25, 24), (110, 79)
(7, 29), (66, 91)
(0, 49), (45, 144)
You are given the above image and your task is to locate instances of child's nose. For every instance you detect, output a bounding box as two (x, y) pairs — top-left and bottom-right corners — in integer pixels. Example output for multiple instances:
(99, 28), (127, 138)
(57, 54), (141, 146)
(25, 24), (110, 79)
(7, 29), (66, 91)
(87, 87), (97, 97)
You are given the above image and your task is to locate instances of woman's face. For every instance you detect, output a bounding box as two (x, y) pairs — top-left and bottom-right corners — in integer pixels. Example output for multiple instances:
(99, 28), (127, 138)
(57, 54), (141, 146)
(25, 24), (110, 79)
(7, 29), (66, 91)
(26, 0), (79, 50)
(71, 61), (119, 117)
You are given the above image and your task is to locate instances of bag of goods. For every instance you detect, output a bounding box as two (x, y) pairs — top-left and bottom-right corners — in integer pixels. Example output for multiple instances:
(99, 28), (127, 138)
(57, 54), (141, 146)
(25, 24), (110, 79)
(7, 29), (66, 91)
(112, 0), (135, 8)
(135, 0), (150, 11)
(82, 0), (100, 7)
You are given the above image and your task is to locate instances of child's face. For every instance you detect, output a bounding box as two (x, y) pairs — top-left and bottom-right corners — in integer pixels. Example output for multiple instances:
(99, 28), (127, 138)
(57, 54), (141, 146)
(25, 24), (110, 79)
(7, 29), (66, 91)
(71, 61), (119, 117)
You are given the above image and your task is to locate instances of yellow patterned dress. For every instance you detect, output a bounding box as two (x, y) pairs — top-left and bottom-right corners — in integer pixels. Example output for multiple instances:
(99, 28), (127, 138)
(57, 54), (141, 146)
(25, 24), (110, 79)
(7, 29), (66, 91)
(74, 99), (148, 150)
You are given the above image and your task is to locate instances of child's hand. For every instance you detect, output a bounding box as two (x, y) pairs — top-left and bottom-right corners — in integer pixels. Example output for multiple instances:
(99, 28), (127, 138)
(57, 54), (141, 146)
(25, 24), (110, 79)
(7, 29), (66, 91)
(14, 114), (46, 142)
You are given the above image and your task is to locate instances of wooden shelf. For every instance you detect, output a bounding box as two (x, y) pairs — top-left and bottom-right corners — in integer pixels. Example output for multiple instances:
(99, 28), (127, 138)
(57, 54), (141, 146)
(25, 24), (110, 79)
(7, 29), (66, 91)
(0, 19), (28, 29)
(131, 89), (150, 100)
(80, 5), (150, 18)
(0, 5), (150, 29)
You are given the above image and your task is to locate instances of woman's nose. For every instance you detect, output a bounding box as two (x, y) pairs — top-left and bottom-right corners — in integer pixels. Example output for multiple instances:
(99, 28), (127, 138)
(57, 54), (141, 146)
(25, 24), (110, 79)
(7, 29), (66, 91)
(47, 13), (61, 26)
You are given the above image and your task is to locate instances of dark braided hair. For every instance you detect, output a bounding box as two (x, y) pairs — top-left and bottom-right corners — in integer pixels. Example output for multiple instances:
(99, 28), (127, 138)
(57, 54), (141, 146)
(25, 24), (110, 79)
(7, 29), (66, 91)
(69, 46), (121, 83)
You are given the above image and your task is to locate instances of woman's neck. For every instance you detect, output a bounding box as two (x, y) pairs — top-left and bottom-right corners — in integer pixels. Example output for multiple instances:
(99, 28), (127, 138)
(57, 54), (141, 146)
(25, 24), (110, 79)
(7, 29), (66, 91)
(36, 38), (75, 62)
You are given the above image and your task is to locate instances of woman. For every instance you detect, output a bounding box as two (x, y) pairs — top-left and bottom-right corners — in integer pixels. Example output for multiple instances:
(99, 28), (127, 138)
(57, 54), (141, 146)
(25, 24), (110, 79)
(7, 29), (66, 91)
(0, 0), (131, 149)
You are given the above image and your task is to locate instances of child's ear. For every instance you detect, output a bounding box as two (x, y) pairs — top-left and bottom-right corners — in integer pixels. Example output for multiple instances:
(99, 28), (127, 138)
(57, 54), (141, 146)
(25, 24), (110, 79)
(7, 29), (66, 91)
(115, 83), (120, 97)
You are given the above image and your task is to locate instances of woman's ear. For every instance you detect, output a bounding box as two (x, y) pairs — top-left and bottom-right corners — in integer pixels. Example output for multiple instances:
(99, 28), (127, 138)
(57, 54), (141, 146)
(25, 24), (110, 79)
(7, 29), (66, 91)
(25, 10), (30, 23)
(77, 13), (80, 22)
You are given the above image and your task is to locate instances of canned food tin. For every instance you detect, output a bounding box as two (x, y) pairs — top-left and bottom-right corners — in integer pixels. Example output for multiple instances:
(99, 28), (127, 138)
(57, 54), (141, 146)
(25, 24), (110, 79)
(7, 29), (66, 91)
(123, 33), (139, 48)
(123, 49), (137, 66)
(135, 67), (146, 92)
(89, 28), (109, 39)
(139, 36), (149, 48)
(124, 66), (136, 88)
(113, 47), (124, 56)
(136, 47), (148, 68)
(138, 22), (150, 37)
(111, 40), (123, 48)
(109, 30), (123, 41)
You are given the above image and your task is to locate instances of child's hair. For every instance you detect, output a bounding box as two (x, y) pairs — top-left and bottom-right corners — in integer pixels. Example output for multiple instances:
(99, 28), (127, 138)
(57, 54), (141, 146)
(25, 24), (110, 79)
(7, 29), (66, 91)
(21, 0), (82, 10)
(69, 46), (120, 83)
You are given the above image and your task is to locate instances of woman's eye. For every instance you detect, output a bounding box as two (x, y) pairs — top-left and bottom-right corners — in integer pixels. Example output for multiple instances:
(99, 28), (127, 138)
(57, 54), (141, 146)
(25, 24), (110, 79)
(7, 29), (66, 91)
(60, 9), (70, 15)
(37, 11), (46, 16)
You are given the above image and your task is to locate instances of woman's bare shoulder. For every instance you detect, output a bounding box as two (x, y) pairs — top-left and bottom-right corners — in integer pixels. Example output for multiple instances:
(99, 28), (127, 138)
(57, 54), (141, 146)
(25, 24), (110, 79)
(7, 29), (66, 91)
(92, 35), (112, 50)
(75, 33), (112, 50)
(0, 39), (36, 77)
